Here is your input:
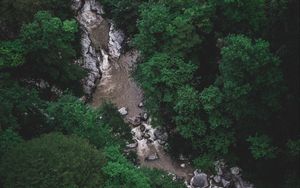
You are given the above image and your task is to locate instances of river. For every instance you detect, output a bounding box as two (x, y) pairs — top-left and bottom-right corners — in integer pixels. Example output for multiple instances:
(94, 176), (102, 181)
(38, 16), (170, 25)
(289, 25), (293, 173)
(73, 0), (194, 183)
(73, 1), (254, 188)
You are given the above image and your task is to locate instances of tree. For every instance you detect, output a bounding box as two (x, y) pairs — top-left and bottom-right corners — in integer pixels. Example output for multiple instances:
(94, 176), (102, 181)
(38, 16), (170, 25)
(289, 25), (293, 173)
(103, 146), (150, 188)
(46, 96), (130, 148)
(134, 1), (213, 57)
(0, 129), (23, 158)
(19, 11), (85, 94)
(0, 0), (73, 38)
(218, 35), (284, 122)
(136, 53), (197, 125)
(141, 168), (185, 188)
(0, 133), (105, 188)
(174, 85), (206, 139)
(247, 134), (277, 160)
(0, 80), (47, 138)
(210, 0), (266, 34)
(0, 40), (24, 68)
(100, 0), (145, 36)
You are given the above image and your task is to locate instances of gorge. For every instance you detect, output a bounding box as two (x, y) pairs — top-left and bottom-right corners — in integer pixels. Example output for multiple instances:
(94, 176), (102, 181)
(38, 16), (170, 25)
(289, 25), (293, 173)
(74, 0), (255, 187)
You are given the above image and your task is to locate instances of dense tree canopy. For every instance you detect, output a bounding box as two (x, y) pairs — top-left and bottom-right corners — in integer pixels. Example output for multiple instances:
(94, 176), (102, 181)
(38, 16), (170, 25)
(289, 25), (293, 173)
(0, 0), (298, 187)
(0, 133), (106, 188)
(19, 11), (85, 93)
(0, 0), (73, 39)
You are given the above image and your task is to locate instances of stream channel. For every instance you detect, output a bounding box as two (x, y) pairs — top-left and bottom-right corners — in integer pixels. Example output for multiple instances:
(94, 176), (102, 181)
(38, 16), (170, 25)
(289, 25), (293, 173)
(73, 0), (194, 184)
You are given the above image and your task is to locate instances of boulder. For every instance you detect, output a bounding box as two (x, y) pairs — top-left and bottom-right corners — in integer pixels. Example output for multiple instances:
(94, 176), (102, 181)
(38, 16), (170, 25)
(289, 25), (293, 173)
(108, 24), (124, 58)
(180, 163), (186, 168)
(145, 153), (159, 161)
(213, 175), (221, 183)
(143, 133), (151, 139)
(129, 116), (141, 126)
(190, 170), (209, 188)
(179, 154), (188, 161)
(214, 160), (226, 176)
(221, 179), (231, 188)
(126, 142), (138, 149)
(139, 124), (146, 132)
(230, 167), (241, 176)
(158, 139), (166, 145)
(140, 112), (148, 121)
(154, 128), (168, 141)
(138, 102), (144, 108)
(147, 139), (154, 144)
(118, 107), (128, 116)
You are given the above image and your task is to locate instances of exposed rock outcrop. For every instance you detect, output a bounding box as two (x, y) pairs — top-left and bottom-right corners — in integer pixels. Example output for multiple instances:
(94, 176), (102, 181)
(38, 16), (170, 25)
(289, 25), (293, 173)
(189, 161), (254, 188)
(72, 0), (124, 98)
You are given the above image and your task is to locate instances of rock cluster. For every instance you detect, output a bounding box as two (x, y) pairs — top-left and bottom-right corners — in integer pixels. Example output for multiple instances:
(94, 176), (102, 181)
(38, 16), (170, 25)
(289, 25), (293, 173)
(189, 160), (254, 188)
(124, 102), (169, 162)
(72, 0), (124, 98)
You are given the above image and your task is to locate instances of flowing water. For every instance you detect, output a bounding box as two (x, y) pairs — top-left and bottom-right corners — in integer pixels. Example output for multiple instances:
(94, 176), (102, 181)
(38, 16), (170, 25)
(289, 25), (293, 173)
(74, 0), (194, 184)
(73, 1), (254, 187)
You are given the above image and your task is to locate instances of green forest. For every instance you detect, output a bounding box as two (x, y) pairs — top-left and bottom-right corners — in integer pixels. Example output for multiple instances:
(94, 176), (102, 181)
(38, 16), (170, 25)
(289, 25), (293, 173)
(0, 0), (299, 187)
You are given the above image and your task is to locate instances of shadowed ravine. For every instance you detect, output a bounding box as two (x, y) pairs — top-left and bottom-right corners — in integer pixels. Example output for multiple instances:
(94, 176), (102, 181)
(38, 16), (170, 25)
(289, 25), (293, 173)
(74, 1), (255, 187)
(73, 0), (194, 184)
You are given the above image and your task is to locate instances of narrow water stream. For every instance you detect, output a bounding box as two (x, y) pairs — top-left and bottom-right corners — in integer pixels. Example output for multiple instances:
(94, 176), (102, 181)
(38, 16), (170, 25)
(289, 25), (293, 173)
(74, 1), (253, 188)
(73, 0), (194, 182)
(92, 49), (194, 181)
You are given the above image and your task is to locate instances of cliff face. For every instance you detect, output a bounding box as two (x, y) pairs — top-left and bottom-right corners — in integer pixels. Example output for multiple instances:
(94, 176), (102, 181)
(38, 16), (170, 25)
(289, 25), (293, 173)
(72, 0), (124, 97)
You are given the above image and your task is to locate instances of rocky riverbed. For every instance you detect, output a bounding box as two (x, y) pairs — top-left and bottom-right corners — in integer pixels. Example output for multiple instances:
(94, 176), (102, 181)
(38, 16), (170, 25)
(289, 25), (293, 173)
(73, 0), (254, 187)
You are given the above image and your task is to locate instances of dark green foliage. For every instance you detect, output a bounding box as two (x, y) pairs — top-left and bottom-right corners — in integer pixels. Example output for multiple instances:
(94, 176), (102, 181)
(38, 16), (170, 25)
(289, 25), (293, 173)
(46, 95), (129, 148)
(218, 35), (284, 121)
(174, 85), (206, 139)
(193, 154), (215, 172)
(0, 81), (47, 138)
(19, 11), (85, 94)
(210, 0), (266, 34)
(0, 0), (73, 38)
(287, 139), (300, 158)
(103, 146), (151, 188)
(134, 1), (214, 57)
(0, 129), (23, 158)
(0, 133), (105, 188)
(100, 0), (145, 36)
(247, 134), (277, 160)
(141, 168), (186, 188)
(0, 0), (298, 187)
(0, 40), (24, 68)
(103, 146), (185, 188)
(98, 102), (132, 142)
(136, 53), (197, 125)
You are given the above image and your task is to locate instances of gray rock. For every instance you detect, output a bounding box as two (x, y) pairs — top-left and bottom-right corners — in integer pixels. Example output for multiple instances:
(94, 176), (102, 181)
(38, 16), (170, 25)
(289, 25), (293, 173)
(221, 179), (231, 188)
(141, 112), (148, 121)
(179, 154), (188, 161)
(129, 116), (141, 126)
(143, 133), (151, 139)
(158, 139), (166, 145)
(139, 124), (145, 132)
(108, 23), (124, 58)
(213, 175), (221, 183)
(126, 142), (138, 149)
(147, 139), (154, 144)
(230, 167), (241, 176)
(190, 170), (209, 188)
(138, 102), (144, 108)
(154, 128), (168, 141)
(118, 107), (128, 116)
(145, 153), (159, 161)
(214, 160), (226, 176)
